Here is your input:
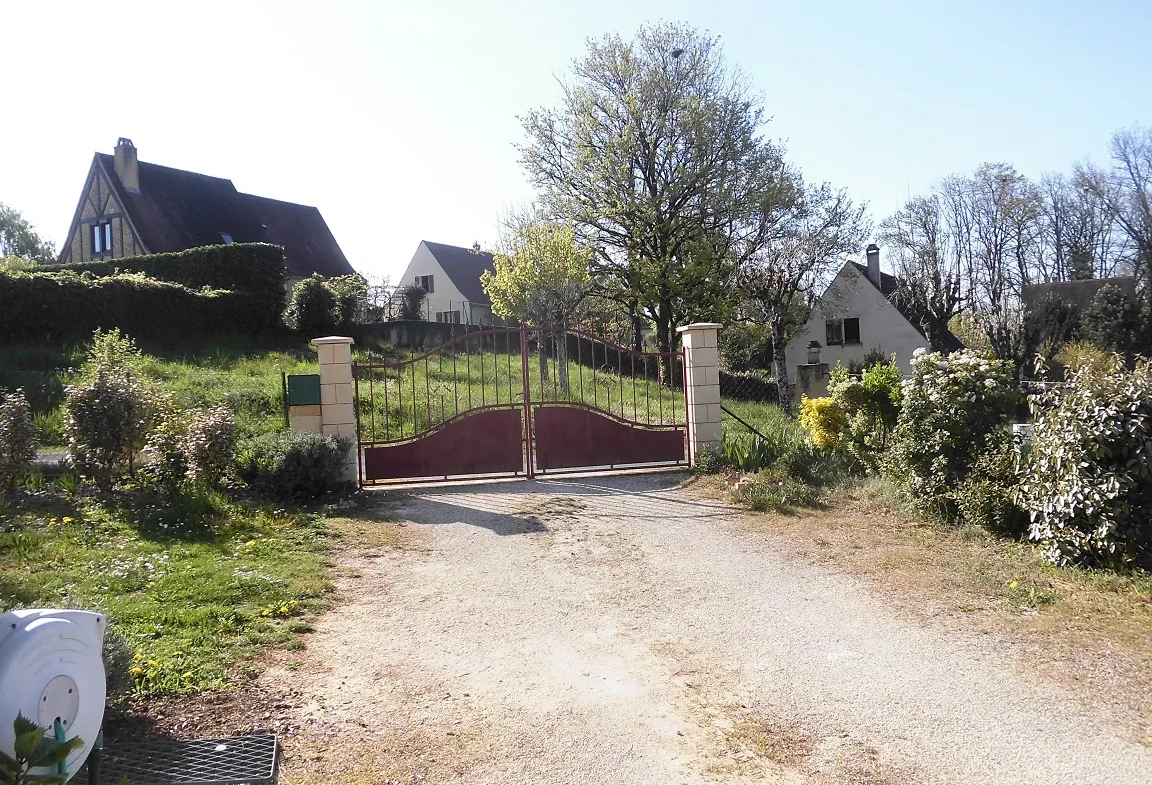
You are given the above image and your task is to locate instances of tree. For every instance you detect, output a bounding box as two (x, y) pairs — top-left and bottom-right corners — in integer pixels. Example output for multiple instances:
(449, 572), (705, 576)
(879, 194), (966, 351)
(395, 285), (427, 321)
(734, 181), (869, 412)
(285, 275), (339, 336)
(1081, 283), (1141, 354)
(1037, 173), (1119, 282)
(1076, 125), (1152, 297)
(0, 202), (56, 263)
(481, 220), (591, 390)
(518, 23), (787, 358)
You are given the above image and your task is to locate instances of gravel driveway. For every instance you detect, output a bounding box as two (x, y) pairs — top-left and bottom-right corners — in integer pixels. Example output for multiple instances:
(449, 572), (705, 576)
(274, 472), (1152, 784)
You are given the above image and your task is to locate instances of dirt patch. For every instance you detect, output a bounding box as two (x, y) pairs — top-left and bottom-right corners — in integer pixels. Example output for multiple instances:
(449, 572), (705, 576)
(691, 476), (1152, 743)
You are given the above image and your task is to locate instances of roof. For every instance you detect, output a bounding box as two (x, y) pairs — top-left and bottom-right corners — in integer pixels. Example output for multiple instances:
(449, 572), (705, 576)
(95, 153), (354, 278)
(420, 241), (496, 303)
(850, 261), (965, 352)
(1022, 277), (1136, 312)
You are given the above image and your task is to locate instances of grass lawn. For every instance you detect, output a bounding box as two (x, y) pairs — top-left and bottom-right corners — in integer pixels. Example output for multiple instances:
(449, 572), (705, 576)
(0, 334), (325, 447)
(0, 485), (333, 700)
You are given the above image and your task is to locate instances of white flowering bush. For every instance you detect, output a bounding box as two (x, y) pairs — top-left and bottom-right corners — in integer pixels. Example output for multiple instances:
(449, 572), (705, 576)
(885, 349), (1018, 520)
(65, 369), (155, 491)
(1018, 355), (1152, 568)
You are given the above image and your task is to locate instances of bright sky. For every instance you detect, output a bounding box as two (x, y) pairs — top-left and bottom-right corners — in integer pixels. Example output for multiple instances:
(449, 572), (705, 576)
(4, 0), (1150, 282)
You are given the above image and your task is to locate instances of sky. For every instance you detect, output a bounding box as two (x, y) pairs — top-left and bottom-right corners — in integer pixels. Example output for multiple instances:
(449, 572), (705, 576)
(3, 0), (1150, 282)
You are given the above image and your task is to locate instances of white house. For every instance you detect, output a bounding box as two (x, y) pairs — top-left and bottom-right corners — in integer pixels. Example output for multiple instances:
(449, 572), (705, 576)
(783, 244), (963, 379)
(397, 240), (497, 326)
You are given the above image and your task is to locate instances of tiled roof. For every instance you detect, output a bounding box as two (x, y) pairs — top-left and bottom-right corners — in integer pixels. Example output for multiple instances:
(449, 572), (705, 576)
(96, 153), (354, 278)
(421, 241), (496, 304)
(850, 261), (965, 352)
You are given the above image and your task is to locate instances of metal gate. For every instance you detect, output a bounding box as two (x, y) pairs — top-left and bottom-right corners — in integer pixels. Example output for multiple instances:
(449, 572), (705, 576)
(354, 326), (688, 485)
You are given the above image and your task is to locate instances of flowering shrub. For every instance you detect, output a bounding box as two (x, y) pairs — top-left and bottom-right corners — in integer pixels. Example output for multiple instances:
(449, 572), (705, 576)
(182, 405), (237, 486)
(798, 396), (845, 449)
(885, 349), (1017, 520)
(0, 390), (37, 495)
(1018, 355), (1152, 568)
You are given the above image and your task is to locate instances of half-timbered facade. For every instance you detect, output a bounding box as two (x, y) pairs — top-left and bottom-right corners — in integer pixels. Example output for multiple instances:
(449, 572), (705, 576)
(59, 138), (355, 280)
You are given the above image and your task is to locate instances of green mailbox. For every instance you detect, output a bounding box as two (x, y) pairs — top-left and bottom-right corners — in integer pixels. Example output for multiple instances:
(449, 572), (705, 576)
(286, 374), (322, 407)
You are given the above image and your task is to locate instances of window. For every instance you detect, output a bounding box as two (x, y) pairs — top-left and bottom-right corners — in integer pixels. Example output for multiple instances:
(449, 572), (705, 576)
(825, 319), (843, 346)
(435, 310), (461, 324)
(219, 232), (234, 244)
(91, 222), (112, 255)
(415, 274), (434, 293)
(843, 318), (861, 345)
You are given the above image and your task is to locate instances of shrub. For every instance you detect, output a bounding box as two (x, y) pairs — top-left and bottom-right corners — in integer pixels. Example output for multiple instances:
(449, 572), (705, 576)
(0, 270), (269, 343)
(885, 349), (1017, 521)
(286, 275), (339, 336)
(693, 443), (729, 475)
(798, 396), (845, 449)
(718, 322), (773, 372)
(719, 370), (779, 404)
(1081, 283), (1141, 355)
(40, 242), (287, 330)
(183, 405), (238, 486)
(0, 390), (37, 495)
(954, 434), (1028, 537)
(732, 468), (824, 513)
(65, 369), (154, 490)
(139, 399), (186, 495)
(325, 275), (369, 330)
(1018, 355), (1152, 568)
(395, 285), (427, 321)
(235, 430), (353, 501)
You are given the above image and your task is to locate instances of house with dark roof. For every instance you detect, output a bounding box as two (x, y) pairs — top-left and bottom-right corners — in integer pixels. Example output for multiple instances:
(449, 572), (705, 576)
(397, 240), (498, 325)
(59, 138), (355, 281)
(783, 244), (964, 389)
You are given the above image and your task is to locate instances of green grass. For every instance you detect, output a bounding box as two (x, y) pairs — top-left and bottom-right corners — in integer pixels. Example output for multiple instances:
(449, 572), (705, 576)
(720, 399), (798, 439)
(357, 349), (686, 443)
(0, 484), (332, 699)
(0, 334), (326, 446)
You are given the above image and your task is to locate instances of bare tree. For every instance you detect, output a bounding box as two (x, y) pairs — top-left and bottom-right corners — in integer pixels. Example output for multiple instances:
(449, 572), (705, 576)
(878, 194), (965, 350)
(1076, 125), (1152, 296)
(1037, 173), (1119, 281)
(734, 182), (869, 412)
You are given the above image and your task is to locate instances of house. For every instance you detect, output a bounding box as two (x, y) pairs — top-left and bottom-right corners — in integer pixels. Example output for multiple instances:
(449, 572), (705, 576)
(59, 138), (355, 281)
(397, 240), (498, 326)
(783, 244), (963, 385)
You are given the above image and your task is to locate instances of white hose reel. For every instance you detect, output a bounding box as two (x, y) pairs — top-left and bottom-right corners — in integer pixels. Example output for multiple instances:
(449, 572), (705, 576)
(0, 609), (107, 780)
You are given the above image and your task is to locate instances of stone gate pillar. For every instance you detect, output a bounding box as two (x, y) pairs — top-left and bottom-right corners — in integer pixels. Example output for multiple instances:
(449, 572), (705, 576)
(312, 336), (358, 482)
(676, 323), (722, 464)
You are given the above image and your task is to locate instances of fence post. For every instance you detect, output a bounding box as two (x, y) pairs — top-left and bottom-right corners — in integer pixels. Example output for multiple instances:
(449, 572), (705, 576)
(675, 323), (722, 465)
(312, 335), (358, 483)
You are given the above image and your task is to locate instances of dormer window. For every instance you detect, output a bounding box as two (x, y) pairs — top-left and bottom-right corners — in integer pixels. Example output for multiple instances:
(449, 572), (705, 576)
(91, 222), (112, 256)
(220, 232), (234, 245)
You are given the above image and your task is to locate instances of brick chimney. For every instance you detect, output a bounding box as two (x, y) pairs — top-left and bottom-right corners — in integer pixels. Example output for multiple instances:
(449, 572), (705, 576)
(865, 243), (881, 288)
(113, 137), (140, 193)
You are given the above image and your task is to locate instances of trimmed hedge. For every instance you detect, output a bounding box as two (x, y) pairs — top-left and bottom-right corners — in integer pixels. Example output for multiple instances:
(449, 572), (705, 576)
(40, 243), (287, 330)
(0, 271), (266, 342)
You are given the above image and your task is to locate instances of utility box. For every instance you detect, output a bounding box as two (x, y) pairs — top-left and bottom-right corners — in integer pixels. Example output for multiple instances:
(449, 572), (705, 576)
(286, 374), (322, 407)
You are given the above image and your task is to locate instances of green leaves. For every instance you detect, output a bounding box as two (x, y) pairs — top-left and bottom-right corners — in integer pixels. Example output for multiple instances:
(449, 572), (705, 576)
(0, 714), (84, 785)
(482, 222), (591, 326)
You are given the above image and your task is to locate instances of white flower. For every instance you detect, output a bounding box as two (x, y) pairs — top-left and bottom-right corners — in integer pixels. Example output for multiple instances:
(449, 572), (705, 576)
(913, 347), (928, 359)
(984, 378), (996, 388)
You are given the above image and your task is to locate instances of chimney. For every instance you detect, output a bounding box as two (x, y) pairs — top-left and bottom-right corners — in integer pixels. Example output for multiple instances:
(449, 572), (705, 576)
(113, 137), (140, 193)
(471, 241), (481, 254)
(865, 243), (881, 287)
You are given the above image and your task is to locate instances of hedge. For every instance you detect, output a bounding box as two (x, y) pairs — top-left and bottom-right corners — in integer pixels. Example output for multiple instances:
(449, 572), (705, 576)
(0, 271), (266, 342)
(39, 243), (286, 329)
(719, 370), (779, 404)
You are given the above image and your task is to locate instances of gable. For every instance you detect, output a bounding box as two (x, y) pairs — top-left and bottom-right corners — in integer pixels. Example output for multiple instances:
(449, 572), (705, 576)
(399, 243), (457, 298)
(59, 157), (147, 263)
(420, 241), (495, 304)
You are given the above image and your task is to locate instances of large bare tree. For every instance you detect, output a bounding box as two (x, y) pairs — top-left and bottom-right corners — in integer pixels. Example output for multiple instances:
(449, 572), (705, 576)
(517, 23), (787, 358)
(1076, 125), (1152, 297)
(734, 181), (869, 411)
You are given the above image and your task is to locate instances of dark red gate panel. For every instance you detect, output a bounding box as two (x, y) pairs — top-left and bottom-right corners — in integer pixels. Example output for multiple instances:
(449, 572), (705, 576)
(533, 405), (686, 471)
(363, 408), (524, 481)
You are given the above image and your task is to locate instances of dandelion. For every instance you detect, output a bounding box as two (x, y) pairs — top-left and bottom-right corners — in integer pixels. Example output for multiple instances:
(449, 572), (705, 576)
(244, 540), (256, 548)
(146, 659), (157, 667)
(182, 672), (194, 679)
(62, 517), (75, 524)
(1009, 581), (1019, 590)
(130, 666), (144, 675)
(279, 606), (290, 615)
(261, 609), (271, 617)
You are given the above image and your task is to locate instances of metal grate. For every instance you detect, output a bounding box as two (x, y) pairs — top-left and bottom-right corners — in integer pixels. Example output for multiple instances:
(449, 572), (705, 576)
(89, 734), (278, 785)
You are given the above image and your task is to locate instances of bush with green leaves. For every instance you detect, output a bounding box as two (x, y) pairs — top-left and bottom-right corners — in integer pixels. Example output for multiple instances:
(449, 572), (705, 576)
(235, 430), (353, 501)
(0, 713), (83, 785)
(1018, 355), (1152, 568)
(692, 443), (729, 475)
(885, 348), (1017, 521)
(0, 390), (37, 495)
(1081, 283), (1141, 355)
(325, 275), (369, 329)
(65, 369), (154, 491)
(953, 433), (1028, 537)
(285, 275), (339, 336)
(182, 405), (238, 485)
(395, 285), (427, 321)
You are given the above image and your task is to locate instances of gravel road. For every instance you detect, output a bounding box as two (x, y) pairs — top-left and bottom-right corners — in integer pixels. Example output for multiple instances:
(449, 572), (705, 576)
(274, 472), (1152, 784)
